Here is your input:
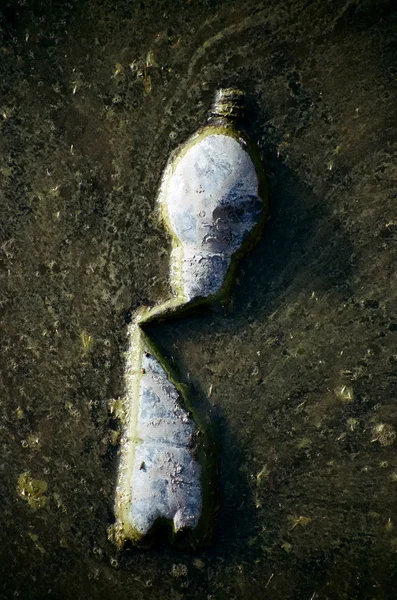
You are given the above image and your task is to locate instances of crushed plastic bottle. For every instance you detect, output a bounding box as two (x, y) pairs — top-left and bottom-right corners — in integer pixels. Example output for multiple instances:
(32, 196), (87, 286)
(113, 89), (268, 548)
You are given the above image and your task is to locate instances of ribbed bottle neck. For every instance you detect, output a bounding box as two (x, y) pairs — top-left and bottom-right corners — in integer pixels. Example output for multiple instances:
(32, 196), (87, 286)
(208, 88), (245, 122)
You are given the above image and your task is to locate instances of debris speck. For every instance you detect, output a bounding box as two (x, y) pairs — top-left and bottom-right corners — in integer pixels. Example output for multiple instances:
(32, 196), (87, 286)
(288, 514), (312, 530)
(171, 563), (188, 578)
(371, 423), (396, 447)
(334, 385), (354, 402)
(296, 437), (312, 449)
(192, 558), (205, 569)
(386, 518), (393, 532)
(81, 331), (94, 355)
(347, 417), (358, 431)
(17, 472), (48, 509)
(281, 541), (292, 552)
(113, 62), (124, 77)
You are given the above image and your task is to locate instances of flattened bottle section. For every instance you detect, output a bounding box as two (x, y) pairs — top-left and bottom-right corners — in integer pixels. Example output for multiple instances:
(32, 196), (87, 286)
(113, 89), (268, 546)
(131, 355), (202, 535)
(114, 322), (204, 545)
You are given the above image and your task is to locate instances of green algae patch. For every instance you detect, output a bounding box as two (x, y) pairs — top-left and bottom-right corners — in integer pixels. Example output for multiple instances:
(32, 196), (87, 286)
(17, 472), (48, 510)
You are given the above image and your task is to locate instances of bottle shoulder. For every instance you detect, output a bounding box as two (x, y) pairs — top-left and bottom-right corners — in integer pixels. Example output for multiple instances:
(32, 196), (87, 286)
(165, 122), (264, 183)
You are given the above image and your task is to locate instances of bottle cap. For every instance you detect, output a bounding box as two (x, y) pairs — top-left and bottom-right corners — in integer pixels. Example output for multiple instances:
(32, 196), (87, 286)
(209, 88), (245, 120)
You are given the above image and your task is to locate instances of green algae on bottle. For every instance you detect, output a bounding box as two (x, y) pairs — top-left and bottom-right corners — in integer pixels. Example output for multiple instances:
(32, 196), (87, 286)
(158, 87), (268, 304)
(113, 89), (268, 547)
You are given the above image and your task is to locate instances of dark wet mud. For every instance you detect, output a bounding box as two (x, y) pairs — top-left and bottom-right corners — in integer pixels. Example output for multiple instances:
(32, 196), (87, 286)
(1, 1), (397, 598)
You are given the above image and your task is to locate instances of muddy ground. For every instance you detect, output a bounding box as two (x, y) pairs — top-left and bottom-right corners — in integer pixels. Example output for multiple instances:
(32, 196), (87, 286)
(1, 0), (397, 598)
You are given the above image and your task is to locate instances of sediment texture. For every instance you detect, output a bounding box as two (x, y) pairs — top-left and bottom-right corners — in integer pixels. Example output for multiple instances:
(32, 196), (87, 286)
(2, 0), (397, 598)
